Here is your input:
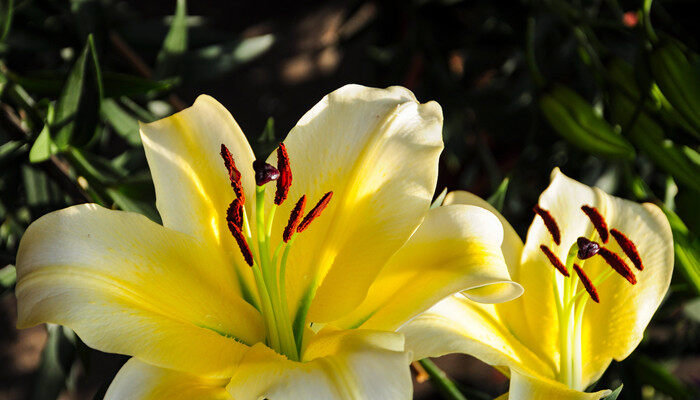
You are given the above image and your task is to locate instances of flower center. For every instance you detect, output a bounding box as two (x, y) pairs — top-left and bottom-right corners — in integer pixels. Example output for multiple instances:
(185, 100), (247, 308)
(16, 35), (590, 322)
(535, 204), (644, 390)
(220, 143), (333, 361)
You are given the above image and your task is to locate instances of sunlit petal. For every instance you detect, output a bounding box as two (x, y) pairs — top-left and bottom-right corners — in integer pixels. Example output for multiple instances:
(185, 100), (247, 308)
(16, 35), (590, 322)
(508, 369), (611, 400)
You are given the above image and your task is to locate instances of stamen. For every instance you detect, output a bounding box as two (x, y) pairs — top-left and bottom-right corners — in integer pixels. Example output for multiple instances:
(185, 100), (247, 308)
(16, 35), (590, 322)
(540, 245), (569, 277)
(297, 191), (333, 233)
(598, 247), (636, 284)
(252, 160), (280, 186)
(576, 237), (600, 259)
(283, 195), (306, 242)
(610, 229), (643, 271)
(220, 144), (245, 203)
(533, 205), (561, 245)
(573, 263), (600, 303)
(581, 205), (609, 243)
(226, 198), (244, 230)
(275, 143), (292, 205)
(227, 220), (254, 266)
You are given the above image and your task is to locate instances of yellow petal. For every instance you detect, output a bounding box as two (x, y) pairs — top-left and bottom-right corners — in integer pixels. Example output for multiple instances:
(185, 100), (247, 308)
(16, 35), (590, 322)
(268, 85), (444, 323)
(400, 294), (556, 380)
(15, 204), (263, 378)
(226, 329), (411, 400)
(140, 95), (257, 295)
(508, 369), (611, 400)
(331, 204), (522, 331)
(105, 358), (230, 400)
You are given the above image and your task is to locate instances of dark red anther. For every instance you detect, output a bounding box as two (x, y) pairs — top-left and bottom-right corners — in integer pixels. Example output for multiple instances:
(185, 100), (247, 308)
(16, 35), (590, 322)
(598, 247), (636, 285)
(610, 229), (643, 271)
(577, 237), (600, 260)
(533, 205), (561, 245)
(253, 160), (280, 186)
(573, 263), (600, 303)
(227, 220), (254, 266)
(226, 199), (244, 230)
(283, 195), (306, 242)
(275, 143), (292, 205)
(581, 205), (609, 243)
(540, 245), (569, 277)
(220, 144), (245, 203)
(297, 192), (333, 233)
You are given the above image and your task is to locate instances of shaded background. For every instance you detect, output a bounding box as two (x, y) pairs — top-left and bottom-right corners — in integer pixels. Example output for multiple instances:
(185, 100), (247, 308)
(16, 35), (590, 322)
(1, 0), (699, 399)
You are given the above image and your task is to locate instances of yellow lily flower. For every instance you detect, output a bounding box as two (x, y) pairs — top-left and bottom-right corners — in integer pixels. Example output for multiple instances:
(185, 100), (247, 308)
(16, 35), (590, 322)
(400, 168), (674, 400)
(15, 85), (522, 399)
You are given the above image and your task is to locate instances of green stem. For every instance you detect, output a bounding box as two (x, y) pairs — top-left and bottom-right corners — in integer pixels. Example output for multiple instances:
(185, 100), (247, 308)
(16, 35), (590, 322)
(643, 0), (658, 43)
(419, 359), (468, 400)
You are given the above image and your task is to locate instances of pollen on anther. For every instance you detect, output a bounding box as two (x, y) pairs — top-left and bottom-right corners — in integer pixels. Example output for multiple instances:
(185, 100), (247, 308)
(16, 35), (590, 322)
(275, 143), (292, 205)
(227, 220), (254, 266)
(573, 263), (600, 303)
(540, 245), (569, 277)
(598, 247), (636, 285)
(283, 195), (306, 242)
(581, 205), (609, 243)
(297, 191), (333, 233)
(533, 205), (561, 245)
(220, 144), (245, 203)
(610, 229), (643, 271)
(226, 199), (244, 230)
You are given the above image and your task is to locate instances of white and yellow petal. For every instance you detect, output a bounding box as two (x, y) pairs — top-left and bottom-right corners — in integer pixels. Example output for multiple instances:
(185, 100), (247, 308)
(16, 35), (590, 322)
(267, 84), (444, 323)
(226, 329), (412, 400)
(332, 204), (522, 331)
(15, 204), (263, 378)
(105, 359), (230, 400)
(140, 95), (257, 294)
(507, 370), (611, 400)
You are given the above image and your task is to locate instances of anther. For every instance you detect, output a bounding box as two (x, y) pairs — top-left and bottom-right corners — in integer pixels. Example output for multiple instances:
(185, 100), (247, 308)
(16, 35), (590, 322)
(610, 229), (643, 271)
(227, 220), (254, 266)
(598, 247), (636, 284)
(227, 199), (244, 230)
(576, 237), (600, 259)
(253, 160), (280, 186)
(275, 143), (292, 205)
(573, 263), (600, 303)
(540, 245), (569, 277)
(283, 195), (306, 242)
(581, 205), (609, 243)
(533, 205), (561, 245)
(220, 144), (245, 203)
(297, 191), (333, 233)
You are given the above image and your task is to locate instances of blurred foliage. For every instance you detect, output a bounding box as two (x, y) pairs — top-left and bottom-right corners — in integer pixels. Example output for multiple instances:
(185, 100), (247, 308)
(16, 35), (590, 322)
(0, 0), (698, 399)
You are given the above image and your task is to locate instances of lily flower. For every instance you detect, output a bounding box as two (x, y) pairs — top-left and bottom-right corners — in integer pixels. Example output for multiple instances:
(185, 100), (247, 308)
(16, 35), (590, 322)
(400, 168), (674, 399)
(15, 85), (522, 399)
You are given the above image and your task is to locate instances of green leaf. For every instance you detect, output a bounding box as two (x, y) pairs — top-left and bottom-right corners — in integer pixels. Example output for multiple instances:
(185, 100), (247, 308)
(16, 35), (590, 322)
(487, 177), (510, 212)
(0, 0), (13, 42)
(430, 187), (448, 209)
(662, 205), (700, 295)
(603, 384), (623, 400)
(31, 325), (77, 400)
(0, 140), (28, 168)
(29, 103), (56, 163)
(11, 71), (174, 98)
(632, 355), (696, 399)
(101, 98), (141, 146)
(184, 34), (275, 81)
(53, 34), (103, 149)
(0, 264), (16, 294)
(155, 0), (188, 79)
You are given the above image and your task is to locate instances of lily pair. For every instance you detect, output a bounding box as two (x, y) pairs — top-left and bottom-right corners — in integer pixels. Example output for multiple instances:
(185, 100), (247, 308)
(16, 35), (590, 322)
(14, 85), (673, 399)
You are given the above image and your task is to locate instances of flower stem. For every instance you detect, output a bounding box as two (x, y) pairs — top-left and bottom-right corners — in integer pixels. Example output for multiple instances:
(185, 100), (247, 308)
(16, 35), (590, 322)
(419, 359), (469, 400)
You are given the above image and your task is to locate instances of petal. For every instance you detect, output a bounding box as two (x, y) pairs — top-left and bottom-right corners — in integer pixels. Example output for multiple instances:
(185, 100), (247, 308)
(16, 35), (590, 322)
(15, 204), (263, 378)
(331, 204), (522, 331)
(226, 329), (412, 400)
(140, 95), (257, 296)
(576, 196), (673, 385)
(268, 85), (444, 323)
(105, 358), (230, 400)
(507, 369), (611, 400)
(400, 294), (556, 380)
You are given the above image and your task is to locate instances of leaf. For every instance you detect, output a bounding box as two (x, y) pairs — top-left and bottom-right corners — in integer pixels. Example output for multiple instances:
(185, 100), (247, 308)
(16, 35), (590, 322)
(154, 0), (188, 79)
(184, 34), (275, 81)
(29, 103), (56, 163)
(487, 177), (510, 212)
(0, 0), (13, 42)
(603, 384), (623, 400)
(12, 71), (174, 98)
(101, 98), (141, 146)
(430, 187), (447, 209)
(662, 205), (700, 295)
(632, 355), (696, 399)
(53, 34), (103, 149)
(0, 140), (28, 168)
(31, 325), (77, 400)
(0, 264), (16, 294)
